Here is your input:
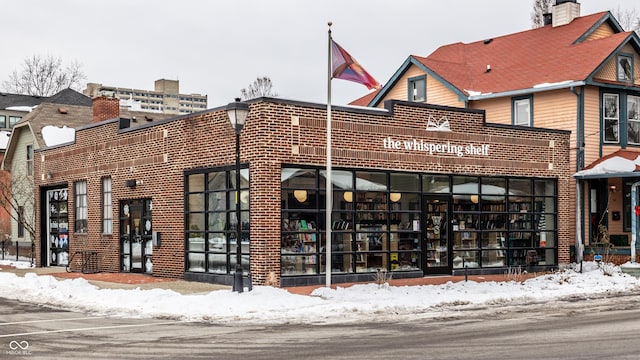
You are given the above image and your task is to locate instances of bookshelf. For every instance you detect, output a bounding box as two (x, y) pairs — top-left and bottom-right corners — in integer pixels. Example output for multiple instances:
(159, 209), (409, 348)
(281, 216), (319, 274)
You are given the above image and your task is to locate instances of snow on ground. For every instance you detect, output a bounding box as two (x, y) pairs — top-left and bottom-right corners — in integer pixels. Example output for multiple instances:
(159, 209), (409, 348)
(1, 260), (639, 325)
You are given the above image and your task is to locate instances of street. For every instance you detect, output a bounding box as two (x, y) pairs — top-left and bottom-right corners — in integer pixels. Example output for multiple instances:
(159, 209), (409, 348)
(1, 293), (640, 359)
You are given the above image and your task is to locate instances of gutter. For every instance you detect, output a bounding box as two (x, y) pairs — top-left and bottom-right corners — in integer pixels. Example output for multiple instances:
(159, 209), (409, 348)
(467, 81), (586, 101)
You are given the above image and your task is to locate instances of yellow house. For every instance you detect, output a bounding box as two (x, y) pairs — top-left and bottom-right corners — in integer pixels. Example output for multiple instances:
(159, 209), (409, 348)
(352, 0), (640, 261)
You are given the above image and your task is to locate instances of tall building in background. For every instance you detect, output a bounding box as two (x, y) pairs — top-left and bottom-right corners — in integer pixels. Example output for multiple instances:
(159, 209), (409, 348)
(83, 79), (207, 115)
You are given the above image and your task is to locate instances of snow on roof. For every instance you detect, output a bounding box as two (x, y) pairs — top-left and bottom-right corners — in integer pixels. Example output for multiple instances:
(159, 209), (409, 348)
(41, 125), (75, 147)
(5, 105), (37, 112)
(574, 155), (640, 178)
(0, 131), (10, 150)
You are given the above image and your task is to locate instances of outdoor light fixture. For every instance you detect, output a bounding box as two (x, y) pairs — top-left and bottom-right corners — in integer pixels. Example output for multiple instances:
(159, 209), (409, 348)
(293, 190), (308, 203)
(609, 184), (617, 192)
(226, 98), (250, 293)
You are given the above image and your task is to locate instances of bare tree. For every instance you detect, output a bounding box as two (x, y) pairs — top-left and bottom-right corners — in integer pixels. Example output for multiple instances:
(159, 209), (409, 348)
(612, 6), (640, 35)
(240, 76), (278, 100)
(2, 54), (86, 97)
(531, 0), (554, 28)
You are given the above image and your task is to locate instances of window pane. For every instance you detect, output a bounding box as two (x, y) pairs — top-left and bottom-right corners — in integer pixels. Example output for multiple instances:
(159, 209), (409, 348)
(509, 178), (532, 195)
(188, 174), (205, 192)
(628, 96), (640, 144)
(618, 55), (633, 81)
(282, 168), (317, 188)
(514, 98), (530, 126)
(188, 193), (205, 212)
(423, 175), (449, 193)
(390, 173), (419, 192)
(75, 181), (88, 233)
(604, 94), (619, 143)
(410, 77), (425, 102)
(207, 172), (226, 191)
(103, 177), (112, 234)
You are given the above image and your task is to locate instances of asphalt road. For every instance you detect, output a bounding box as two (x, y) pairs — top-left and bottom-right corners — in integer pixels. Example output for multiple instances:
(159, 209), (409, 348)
(2, 294), (640, 359)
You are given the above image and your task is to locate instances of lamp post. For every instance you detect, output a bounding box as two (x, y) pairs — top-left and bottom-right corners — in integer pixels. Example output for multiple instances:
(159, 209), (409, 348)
(226, 98), (250, 293)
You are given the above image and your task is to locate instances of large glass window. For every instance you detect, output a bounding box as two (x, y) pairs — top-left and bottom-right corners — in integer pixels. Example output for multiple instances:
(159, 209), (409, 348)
(184, 167), (249, 274)
(0, 115), (6, 128)
(603, 93), (620, 143)
(74, 181), (88, 233)
(628, 95), (640, 145)
(281, 168), (558, 276)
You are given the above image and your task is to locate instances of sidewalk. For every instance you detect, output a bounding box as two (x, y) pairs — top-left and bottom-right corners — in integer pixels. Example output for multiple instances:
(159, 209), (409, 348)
(1, 263), (533, 296)
(0, 264), (229, 295)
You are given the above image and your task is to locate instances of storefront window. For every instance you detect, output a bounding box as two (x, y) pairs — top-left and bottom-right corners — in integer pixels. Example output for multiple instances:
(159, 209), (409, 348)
(281, 167), (558, 277)
(185, 168), (249, 275)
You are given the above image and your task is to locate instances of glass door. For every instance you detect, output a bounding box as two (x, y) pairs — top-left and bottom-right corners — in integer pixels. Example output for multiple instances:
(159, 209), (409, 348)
(46, 189), (69, 266)
(120, 199), (153, 273)
(423, 196), (450, 274)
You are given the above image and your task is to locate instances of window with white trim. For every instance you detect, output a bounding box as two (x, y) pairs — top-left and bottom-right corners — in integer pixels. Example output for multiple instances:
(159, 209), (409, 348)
(628, 95), (640, 145)
(75, 180), (88, 233)
(603, 93), (620, 143)
(513, 97), (532, 126)
(26, 145), (33, 176)
(102, 177), (112, 234)
(617, 54), (633, 82)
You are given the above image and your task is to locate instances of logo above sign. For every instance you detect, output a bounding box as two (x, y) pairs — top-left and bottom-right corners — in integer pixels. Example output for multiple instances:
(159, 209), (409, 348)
(426, 115), (451, 132)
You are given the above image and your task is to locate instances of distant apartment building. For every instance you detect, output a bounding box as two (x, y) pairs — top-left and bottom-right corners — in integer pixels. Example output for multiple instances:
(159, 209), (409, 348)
(83, 79), (207, 115)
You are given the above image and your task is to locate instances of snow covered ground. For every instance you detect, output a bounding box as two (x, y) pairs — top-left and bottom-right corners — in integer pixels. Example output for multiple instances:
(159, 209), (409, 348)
(1, 259), (639, 325)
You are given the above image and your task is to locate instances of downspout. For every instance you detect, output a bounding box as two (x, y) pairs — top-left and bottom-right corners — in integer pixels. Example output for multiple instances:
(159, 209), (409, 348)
(631, 182), (639, 263)
(571, 85), (584, 264)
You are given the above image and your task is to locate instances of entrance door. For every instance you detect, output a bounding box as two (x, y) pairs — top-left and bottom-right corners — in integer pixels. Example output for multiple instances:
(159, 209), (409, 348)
(120, 199), (153, 273)
(44, 188), (70, 266)
(423, 196), (451, 274)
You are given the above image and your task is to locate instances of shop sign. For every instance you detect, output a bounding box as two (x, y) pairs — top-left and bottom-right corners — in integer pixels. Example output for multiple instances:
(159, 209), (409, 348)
(383, 136), (489, 157)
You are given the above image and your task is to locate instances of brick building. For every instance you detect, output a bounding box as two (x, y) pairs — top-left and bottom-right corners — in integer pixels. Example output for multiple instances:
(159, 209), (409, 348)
(34, 97), (570, 287)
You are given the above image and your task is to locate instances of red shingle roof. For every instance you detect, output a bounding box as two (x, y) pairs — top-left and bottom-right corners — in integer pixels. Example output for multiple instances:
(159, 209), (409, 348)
(414, 12), (631, 95)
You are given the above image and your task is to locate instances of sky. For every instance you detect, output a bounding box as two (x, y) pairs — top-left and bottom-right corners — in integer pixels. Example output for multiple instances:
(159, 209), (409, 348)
(1, 259), (640, 324)
(1, 0), (638, 107)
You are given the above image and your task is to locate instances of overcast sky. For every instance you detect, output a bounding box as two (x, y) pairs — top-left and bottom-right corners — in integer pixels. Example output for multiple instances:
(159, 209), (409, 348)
(1, 0), (638, 107)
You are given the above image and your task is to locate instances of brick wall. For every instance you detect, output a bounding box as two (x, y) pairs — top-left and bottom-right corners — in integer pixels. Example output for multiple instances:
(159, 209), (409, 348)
(34, 98), (572, 285)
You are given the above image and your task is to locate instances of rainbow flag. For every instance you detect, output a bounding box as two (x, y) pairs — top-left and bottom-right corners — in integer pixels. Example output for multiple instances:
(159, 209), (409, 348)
(331, 40), (380, 90)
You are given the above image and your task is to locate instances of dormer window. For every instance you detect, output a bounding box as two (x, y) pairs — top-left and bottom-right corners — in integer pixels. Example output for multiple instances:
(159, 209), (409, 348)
(617, 54), (633, 82)
(408, 76), (426, 102)
(512, 96), (532, 126)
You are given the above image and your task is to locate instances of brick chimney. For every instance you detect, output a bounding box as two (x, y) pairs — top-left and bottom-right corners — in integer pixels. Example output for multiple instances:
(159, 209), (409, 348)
(552, 0), (580, 27)
(92, 95), (120, 123)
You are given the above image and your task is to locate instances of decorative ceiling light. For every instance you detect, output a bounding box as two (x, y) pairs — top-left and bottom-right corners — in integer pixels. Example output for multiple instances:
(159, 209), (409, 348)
(294, 190), (308, 203)
(390, 193), (402, 202)
(343, 191), (353, 203)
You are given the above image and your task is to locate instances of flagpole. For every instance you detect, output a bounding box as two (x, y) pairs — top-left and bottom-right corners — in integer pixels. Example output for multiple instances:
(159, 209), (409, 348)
(326, 21), (333, 288)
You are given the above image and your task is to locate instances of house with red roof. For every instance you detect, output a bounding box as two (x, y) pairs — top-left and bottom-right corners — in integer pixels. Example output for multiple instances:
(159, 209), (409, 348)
(353, 0), (640, 261)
